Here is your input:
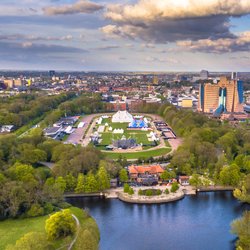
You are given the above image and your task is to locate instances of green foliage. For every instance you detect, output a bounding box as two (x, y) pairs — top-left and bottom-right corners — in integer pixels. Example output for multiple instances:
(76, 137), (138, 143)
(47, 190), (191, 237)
(165, 188), (169, 194)
(119, 168), (129, 183)
(231, 211), (250, 249)
(45, 209), (76, 240)
(75, 229), (98, 250)
(161, 170), (176, 180)
(97, 166), (110, 190)
(189, 174), (202, 188)
(26, 204), (44, 217)
(233, 174), (250, 203)
(219, 164), (241, 186)
(6, 232), (49, 250)
(138, 189), (143, 196)
(171, 182), (179, 193)
(123, 183), (130, 193)
(156, 189), (162, 195)
(128, 187), (134, 195)
(75, 173), (85, 193)
(145, 189), (153, 196)
(85, 172), (99, 193)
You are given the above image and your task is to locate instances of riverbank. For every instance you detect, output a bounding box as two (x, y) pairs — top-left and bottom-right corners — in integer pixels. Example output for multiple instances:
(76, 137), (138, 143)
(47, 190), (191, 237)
(117, 190), (185, 204)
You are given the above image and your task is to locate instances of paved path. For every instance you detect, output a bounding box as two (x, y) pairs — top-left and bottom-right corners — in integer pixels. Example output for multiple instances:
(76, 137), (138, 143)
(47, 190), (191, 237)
(68, 214), (80, 250)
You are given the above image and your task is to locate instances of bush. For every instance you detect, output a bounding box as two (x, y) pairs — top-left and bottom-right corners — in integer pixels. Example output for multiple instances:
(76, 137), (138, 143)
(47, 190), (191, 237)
(145, 189), (153, 196)
(165, 188), (170, 194)
(171, 182), (179, 193)
(26, 204), (44, 217)
(45, 209), (76, 240)
(57, 201), (71, 209)
(156, 189), (162, 195)
(128, 187), (134, 195)
(123, 183), (130, 193)
(44, 203), (54, 214)
(138, 189), (143, 196)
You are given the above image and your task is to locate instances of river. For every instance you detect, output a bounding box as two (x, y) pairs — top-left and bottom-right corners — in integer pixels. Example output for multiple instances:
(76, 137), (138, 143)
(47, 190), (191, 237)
(67, 191), (250, 250)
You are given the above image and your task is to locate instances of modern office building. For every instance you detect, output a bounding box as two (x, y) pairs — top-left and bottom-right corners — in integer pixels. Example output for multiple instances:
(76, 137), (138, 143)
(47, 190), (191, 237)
(198, 75), (244, 116)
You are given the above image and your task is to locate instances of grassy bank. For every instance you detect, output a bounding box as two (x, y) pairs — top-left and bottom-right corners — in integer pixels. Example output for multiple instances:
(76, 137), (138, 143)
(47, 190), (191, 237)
(0, 207), (99, 250)
(103, 147), (171, 160)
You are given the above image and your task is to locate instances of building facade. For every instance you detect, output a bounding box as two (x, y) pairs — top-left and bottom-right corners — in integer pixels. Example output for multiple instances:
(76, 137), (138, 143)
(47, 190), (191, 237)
(198, 76), (244, 116)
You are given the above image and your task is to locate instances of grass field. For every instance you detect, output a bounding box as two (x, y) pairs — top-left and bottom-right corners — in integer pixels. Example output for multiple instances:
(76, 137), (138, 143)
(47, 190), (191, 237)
(0, 207), (98, 250)
(103, 147), (172, 160)
(96, 119), (153, 147)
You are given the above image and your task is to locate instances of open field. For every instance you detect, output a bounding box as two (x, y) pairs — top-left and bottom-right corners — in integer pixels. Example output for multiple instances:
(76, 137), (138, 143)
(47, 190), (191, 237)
(96, 118), (154, 148)
(103, 147), (171, 160)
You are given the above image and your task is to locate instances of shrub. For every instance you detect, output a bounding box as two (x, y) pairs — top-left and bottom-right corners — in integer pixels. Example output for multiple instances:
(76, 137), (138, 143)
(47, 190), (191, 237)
(145, 189), (153, 196)
(26, 204), (44, 217)
(123, 183), (130, 193)
(165, 188), (169, 194)
(156, 189), (162, 195)
(45, 209), (76, 240)
(138, 189), (143, 196)
(171, 182), (179, 193)
(44, 203), (54, 215)
(128, 187), (134, 195)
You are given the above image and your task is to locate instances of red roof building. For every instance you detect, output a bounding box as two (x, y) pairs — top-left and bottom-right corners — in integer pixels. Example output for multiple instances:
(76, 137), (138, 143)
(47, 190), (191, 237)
(128, 164), (164, 181)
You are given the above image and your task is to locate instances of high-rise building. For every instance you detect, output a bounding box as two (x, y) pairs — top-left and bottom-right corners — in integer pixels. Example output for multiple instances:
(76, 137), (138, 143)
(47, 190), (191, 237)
(198, 75), (244, 116)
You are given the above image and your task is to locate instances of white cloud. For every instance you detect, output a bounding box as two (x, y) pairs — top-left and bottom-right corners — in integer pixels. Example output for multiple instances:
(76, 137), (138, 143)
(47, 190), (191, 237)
(43, 0), (103, 15)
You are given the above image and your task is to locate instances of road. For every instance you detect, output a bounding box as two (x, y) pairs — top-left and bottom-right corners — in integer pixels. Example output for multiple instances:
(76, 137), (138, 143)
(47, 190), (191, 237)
(66, 114), (98, 145)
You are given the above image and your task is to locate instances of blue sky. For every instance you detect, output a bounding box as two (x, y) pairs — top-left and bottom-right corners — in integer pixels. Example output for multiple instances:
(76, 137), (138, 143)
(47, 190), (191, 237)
(0, 0), (250, 71)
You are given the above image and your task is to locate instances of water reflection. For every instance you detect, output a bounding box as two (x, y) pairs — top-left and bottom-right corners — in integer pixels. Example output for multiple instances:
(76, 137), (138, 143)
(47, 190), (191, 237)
(67, 192), (250, 250)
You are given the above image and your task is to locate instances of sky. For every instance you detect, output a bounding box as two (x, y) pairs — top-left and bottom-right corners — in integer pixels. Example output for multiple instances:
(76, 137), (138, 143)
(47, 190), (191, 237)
(0, 0), (250, 71)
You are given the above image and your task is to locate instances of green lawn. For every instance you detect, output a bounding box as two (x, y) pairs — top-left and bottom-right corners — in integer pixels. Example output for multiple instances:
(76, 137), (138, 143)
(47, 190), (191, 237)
(103, 147), (172, 160)
(0, 207), (98, 250)
(0, 214), (49, 249)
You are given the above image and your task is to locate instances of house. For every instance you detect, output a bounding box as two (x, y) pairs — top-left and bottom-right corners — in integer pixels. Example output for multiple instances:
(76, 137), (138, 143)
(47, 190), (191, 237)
(179, 176), (190, 186)
(128, 165), (164, 183)
(44, 126), (63, 139)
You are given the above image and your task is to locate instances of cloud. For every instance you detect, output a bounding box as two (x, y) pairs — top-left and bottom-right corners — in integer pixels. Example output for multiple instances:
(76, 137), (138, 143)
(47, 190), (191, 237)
(102, 0), (250, 43)
(0, 34), (73, 42)
(145, 56), (179, 64)
(177, 31), (250, 53)
(93, 45), (120, 50)
(44, 0), (103, 15)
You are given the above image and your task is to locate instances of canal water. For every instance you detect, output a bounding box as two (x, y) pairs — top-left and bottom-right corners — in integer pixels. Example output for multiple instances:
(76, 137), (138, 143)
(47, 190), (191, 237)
(67, 192), (250, 250)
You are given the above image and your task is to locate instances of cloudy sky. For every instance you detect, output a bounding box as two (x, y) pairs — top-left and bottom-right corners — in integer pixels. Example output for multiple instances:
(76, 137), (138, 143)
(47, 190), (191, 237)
(0, 0), (250, 71)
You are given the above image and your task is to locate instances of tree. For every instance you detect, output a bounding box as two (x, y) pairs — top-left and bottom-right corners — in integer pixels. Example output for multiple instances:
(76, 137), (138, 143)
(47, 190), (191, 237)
(75, 173), (85, 193)
(160, 170), (171, 181)
(189, 174), (202, 188)
(6, 232), (49, 250)
(171, 182), (179, 193)
(123, 183), (130, 193)
(219, 164), (241, 187)
(145, 189), (153, 196)
(119, 169), (128, 183)
(65, 173), (77, 192)
(55, 176), (67, 193)
(45, 209), (76, 240)
(85, 173), (99, 193)
(97, 166), (110, 190)
(75, 229), (98, 250)
(128, 187), (134, 195)
(233, 174), (250, 203)
(231, 211), (250, 249)
(165, 188), (169, 194)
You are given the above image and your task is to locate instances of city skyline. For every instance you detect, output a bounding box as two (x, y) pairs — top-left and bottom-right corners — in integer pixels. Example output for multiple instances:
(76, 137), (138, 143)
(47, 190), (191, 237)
(1, 0), (250, 71)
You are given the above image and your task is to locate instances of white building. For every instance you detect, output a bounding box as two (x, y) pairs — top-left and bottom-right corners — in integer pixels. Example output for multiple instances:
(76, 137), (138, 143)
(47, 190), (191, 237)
(112, 110), (133, 123)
